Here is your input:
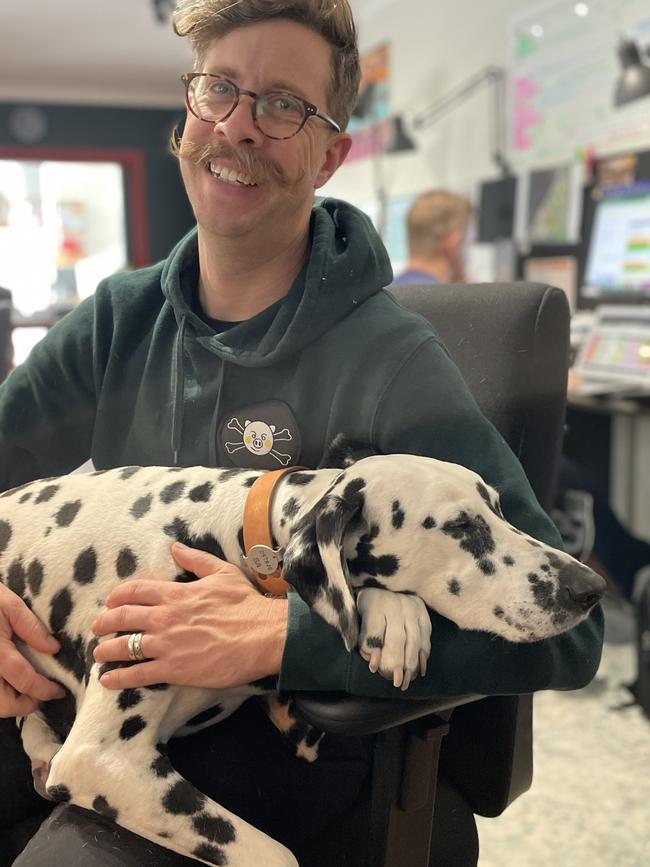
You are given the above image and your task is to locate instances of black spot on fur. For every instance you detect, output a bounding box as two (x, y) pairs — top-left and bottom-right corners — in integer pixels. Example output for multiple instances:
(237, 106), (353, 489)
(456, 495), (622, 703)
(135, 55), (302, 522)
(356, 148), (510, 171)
(144, 682), (169, 691)
(0, 481), (33, 499)
(47, 785), (71, 803)
(0, 519), (12, 552)
(219, 468), (242, 482)
(152, 754), (174, 778)
(250, 675), (278, 691)
(93, 795), (118, 822)
(528, 539), (542, 549)
(39, 689), (75, 742)
(243, 476), (257, 488)
(73, 547), (97, 584)
(361, 577), (387, 589)
(237, 526), (245, 554)
(19, 492), (33, 503)
(540, 563), (550, 573)
(528, 572), (555, 611)
(116, 548), (138, 578)
(192, 812), (236, 845)
(35, 484), (60, 504)
(27, 559), (44, 596)
(287, 472), (316, 486)
(186, 704), (224, 727)
(442, 511), (495, 561)
(117, 689), (143, 711)
(392, 500), (405, 529)
(50, 588), (73, 633)
(174, 571), (198, 583)
(328, 585), (345, 613)
(163, 517), (190, 540)
(98, 660), (137, 678)
(85, 638), (98, 683)
(282, 497), (300, 519)
(131, 493), (152, 519)
(494, 606), (505, 618)
(7, 559), (26, 596)
(448, 578), (462, 595)
(120, 715), (147, 740)
(120, 467), (141, 480)
(55, 633), (86, 682)
(422, 516), (436, 530)
(479, 559), (496, 576)
(476, 482), (505, 519)
(349, 526), (399, 579)
(160, 481), (186, 503)
(55, 500), (82, 527)
(318, 435), (378, 468)
(192, 843), (227, 865)
(163, 781), (205, 815)
(364, 635), (384, 649)
(189, 482), (213, 502)
(503, 555), (515, 567)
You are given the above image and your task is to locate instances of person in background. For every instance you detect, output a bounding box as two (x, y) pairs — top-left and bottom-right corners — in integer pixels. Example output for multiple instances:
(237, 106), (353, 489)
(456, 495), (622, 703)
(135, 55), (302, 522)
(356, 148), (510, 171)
(393, 189), (474, 285)
(0, 2), (602, 866)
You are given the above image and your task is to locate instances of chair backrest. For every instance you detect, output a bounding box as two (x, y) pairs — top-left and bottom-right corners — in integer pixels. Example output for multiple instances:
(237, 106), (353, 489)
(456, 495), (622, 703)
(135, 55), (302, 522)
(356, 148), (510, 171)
(0, 287), (12, 384)
(389, 281), (570, 513)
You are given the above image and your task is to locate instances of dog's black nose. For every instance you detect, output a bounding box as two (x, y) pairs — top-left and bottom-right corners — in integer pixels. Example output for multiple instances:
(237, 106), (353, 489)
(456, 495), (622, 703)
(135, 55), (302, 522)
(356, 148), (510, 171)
(558, 562), (606, 612)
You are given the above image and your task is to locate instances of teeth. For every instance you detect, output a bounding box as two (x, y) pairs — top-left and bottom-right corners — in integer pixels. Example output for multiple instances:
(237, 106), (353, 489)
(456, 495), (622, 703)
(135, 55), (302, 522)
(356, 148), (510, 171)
(208, 162), (256, 187)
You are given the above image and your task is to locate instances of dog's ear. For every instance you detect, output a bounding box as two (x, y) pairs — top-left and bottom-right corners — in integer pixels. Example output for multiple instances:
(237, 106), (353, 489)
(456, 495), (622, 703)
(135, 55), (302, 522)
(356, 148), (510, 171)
(282, 486), (364, 651)
(318, 434), (379, 469)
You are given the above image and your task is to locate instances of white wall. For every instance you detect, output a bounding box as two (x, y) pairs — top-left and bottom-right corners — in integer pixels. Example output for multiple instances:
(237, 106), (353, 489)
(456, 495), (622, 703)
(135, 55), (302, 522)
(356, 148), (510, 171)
(323, 0), (523, 207)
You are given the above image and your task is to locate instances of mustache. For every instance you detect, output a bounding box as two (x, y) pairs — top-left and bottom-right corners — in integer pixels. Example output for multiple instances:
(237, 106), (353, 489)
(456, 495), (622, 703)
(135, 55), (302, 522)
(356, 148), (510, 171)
(170, 131), (301, 190)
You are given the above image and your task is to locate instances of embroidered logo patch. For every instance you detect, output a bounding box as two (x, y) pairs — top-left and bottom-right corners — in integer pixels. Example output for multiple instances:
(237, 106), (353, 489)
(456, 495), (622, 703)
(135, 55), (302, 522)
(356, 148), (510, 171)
(218, 401), (301, 469)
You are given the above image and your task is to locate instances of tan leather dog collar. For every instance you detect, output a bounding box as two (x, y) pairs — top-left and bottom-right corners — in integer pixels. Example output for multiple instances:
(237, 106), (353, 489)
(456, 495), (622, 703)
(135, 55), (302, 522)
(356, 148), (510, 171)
(243, 466), (306, 596)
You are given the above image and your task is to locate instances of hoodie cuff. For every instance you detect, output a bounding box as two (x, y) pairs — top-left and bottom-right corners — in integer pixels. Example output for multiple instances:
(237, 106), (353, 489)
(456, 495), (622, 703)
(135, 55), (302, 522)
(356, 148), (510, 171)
(278, 592), (352, 692)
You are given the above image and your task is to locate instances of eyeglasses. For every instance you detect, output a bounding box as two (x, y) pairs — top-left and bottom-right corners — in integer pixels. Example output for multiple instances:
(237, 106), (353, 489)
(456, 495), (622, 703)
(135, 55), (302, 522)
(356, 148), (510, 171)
(181, 72), (341, 140)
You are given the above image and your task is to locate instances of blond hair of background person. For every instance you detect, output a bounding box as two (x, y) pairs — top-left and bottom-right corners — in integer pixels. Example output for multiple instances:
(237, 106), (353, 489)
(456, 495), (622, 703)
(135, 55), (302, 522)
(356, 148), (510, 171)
(393, 189), (474, 285)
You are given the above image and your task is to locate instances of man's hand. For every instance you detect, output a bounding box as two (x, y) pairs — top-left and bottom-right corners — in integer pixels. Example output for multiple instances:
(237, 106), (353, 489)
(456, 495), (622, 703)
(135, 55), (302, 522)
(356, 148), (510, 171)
(357, 588), (432, 691)
(91, 543), (289, 691)
(0, 584), (66, 718)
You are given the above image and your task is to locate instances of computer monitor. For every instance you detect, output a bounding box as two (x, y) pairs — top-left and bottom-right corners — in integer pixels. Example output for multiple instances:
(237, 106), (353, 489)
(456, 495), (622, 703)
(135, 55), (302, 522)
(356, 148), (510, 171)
(477, 176), (516, 242)
(582, 182), (650, 303)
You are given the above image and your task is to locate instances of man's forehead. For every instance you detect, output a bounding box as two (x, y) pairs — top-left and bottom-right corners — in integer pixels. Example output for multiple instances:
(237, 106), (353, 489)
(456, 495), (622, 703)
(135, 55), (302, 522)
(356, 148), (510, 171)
(202, 20), (331, 100)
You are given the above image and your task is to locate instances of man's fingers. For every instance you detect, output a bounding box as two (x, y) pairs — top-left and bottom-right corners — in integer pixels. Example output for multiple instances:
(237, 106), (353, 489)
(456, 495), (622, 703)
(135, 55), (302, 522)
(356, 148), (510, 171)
(93, 634), (157, 664)
(92, 604), (154, 637)
(1, 644), (66, 702)
(4, 592), (60, 654)
(104, 580), (167, 611)
(99, 660), (167, 691)
(0, 681), (39, 718)
(171, 542), (228, 579)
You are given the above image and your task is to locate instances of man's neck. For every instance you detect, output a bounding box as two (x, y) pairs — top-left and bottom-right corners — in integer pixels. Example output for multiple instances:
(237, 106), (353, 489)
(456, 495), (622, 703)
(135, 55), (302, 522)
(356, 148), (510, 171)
(196, 228), (309, 321)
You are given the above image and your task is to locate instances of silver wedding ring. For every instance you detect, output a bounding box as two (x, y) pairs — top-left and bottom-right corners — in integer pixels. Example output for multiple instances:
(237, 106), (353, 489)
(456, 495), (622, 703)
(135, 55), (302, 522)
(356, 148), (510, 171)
(127, 632), (146, 662)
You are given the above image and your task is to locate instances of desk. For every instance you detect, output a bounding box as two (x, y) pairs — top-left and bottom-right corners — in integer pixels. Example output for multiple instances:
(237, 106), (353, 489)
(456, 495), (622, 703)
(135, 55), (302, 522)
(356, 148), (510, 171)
(567, 390), (650, 543)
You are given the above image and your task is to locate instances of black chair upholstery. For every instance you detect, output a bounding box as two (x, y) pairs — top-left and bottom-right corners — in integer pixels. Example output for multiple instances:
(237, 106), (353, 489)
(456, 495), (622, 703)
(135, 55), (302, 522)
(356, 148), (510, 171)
(0, 287), (12, 383)
(294, 281), (571, 866)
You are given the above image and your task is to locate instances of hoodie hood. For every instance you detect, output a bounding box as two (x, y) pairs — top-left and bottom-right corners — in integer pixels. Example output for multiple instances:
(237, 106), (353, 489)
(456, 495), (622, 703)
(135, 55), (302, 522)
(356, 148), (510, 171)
(160, 197), (393, 369)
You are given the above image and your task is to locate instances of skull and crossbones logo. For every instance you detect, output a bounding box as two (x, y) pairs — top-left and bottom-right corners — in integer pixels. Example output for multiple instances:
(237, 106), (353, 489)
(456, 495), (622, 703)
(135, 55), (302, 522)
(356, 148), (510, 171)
(225, 418), (293, 466)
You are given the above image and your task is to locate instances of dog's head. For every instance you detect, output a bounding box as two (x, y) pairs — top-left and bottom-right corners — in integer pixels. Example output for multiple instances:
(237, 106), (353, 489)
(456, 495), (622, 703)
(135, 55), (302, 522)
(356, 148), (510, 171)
(282, 453), (605, 648)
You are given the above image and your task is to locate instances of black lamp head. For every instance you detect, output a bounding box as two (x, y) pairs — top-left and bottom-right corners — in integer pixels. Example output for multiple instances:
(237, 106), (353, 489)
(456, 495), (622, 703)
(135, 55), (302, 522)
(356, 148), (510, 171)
(384, 115), (417, 154)
(614, 37), (650, 107)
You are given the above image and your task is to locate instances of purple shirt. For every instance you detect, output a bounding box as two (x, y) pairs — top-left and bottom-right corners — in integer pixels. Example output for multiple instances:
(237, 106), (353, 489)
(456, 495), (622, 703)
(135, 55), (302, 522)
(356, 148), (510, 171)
(391, 268), (439, 286)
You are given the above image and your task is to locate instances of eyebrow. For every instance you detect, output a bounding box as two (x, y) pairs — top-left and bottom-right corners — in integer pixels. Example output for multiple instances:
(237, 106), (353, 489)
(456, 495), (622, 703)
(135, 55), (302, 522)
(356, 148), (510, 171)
(203, 66), (312, 102)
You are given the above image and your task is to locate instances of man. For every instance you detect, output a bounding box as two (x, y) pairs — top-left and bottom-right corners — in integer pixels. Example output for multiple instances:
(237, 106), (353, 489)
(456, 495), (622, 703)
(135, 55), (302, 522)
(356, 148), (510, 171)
(393, 189), (474, 285)
(0, 2), (602, 865)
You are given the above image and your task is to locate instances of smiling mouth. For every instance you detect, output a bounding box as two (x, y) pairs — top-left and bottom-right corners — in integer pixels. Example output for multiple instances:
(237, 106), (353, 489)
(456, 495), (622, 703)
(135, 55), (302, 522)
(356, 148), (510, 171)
(208, 161), (257, 187)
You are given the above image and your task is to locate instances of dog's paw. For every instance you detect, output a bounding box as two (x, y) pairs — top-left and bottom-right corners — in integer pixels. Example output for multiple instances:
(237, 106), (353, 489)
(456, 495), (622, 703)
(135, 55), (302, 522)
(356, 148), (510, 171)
(356, 588), (431, 691)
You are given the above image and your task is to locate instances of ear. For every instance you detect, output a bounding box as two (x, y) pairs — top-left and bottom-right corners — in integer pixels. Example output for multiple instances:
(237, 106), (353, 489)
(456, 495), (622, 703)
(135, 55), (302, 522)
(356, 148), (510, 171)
(318, 434), (379, 469)
(282, 493), (362, 651)
(314, 133), (353, 189)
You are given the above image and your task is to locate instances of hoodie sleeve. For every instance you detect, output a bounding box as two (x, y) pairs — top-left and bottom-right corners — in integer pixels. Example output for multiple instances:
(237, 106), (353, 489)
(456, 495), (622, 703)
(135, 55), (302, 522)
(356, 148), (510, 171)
(0, 296), (101, 491)
(279, 337), (604, 698)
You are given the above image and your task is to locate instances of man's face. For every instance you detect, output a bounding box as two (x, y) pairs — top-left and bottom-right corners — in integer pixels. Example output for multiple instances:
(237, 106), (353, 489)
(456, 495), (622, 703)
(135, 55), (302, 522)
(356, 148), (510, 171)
(179, 20), (351, 245)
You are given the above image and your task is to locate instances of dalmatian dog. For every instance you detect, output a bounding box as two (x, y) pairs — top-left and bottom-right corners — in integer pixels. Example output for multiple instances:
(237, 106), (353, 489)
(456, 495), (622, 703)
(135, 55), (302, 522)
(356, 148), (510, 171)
(0, 445), (605, 866)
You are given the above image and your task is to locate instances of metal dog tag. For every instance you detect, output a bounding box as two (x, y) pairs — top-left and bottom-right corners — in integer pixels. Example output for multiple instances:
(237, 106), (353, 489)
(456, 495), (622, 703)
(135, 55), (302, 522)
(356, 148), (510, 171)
(246, 544), (283, 575)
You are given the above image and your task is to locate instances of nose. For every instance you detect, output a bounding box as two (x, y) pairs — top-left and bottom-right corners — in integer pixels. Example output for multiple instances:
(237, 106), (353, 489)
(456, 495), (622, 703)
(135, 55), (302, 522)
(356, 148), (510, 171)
(213, 97), (264, 148)
(558, 562), (606, 612)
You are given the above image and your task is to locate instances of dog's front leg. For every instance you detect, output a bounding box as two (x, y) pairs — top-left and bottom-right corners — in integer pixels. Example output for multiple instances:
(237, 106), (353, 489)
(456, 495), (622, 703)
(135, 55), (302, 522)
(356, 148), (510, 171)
(356, 588), (432, 690)
(19, 711), (64, 799)
(43, 670), (298, 867)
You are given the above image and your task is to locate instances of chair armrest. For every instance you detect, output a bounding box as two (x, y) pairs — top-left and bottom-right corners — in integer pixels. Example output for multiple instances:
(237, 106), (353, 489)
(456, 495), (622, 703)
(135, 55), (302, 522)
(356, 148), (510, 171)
(292, 691), (484, 736)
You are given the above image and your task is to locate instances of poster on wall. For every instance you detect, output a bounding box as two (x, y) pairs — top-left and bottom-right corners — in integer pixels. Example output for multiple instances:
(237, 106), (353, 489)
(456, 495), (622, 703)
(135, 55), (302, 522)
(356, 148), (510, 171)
(509, 0), (650, 165)
(347, 43), (391, 163)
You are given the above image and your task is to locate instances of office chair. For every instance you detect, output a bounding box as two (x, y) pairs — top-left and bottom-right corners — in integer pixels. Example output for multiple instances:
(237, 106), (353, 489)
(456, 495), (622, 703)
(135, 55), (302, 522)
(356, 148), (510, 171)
(0, 287), (12, 383)
(294, 281), (571, 867)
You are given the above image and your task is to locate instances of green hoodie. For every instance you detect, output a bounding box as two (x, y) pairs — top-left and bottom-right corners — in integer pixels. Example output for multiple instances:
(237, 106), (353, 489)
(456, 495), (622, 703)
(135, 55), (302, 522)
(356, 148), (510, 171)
(0, 198), (603, 699)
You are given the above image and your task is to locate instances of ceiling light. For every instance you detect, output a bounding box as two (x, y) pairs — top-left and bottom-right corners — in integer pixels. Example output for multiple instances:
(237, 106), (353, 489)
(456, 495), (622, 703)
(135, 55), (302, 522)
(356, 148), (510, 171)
(574, 3), (589, 16)
(531, 25), (544, 38)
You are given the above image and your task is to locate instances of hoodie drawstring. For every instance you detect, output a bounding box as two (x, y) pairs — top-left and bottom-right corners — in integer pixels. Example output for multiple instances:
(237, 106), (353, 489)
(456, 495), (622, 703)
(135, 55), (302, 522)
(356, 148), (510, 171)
(171, 313), (187, 465)
(208, 361), (226, 466)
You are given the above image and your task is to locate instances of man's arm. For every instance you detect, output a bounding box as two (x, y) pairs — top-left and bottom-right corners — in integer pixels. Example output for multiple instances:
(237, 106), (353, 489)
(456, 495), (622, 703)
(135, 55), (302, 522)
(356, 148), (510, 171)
(280, 337), (603, 697)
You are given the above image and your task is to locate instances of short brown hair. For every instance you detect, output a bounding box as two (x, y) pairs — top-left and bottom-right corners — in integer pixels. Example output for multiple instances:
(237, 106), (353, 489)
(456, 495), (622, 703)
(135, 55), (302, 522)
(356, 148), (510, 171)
(406, 190), (474, 258)
(173, 0), (361, 131)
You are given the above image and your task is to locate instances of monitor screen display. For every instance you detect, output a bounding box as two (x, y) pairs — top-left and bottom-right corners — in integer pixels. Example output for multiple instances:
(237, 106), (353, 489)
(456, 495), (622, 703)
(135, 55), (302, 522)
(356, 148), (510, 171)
(583, 183), (650, 300)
